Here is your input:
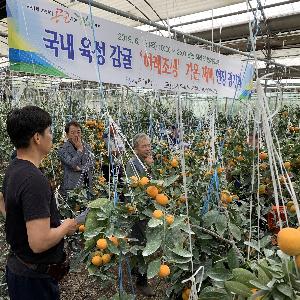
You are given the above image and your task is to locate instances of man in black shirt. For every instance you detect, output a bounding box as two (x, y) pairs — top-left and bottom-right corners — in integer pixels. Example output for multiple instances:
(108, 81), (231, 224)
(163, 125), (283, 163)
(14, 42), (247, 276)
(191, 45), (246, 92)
(3, 106), (78, 300)
(58, 120), (95, 197)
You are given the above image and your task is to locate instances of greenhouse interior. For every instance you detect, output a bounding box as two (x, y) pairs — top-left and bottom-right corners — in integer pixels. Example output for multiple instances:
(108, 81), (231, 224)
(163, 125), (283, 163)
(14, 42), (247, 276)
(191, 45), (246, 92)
(1, 0), (300, 299)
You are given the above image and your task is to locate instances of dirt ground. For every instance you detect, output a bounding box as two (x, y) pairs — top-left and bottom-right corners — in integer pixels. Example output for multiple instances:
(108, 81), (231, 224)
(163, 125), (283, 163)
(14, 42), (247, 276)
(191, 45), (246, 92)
(59, 265), (168, 300)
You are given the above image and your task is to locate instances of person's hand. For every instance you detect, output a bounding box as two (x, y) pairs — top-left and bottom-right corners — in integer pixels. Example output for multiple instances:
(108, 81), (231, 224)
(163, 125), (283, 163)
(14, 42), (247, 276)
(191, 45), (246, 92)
(144, 155), (154, 166)
(72, 136), (83, 151)
(62, 218), (78, 236)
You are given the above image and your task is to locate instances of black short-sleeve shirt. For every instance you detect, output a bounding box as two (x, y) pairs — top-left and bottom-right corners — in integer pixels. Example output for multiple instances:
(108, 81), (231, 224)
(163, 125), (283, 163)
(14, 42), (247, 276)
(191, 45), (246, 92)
(3, 158), (64, 265)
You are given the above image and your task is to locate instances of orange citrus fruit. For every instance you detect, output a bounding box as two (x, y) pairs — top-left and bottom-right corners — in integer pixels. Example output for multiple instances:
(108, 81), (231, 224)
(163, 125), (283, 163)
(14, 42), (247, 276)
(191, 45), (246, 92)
(152, 210), (164, 219)
(158, 264), (170, 277)
(96, 238), (108, 250)
(166, 215), (174, 225)
(155, 194), (169, 206)
(102, 253), (111, 264)
(147, 186), (159, 198)
(91, 255), (103, 267)
(139, 177), (149, 186)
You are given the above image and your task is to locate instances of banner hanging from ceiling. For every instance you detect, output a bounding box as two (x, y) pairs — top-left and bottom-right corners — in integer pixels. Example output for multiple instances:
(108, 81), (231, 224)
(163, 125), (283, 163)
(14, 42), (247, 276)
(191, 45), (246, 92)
(7, 0), (253, 98)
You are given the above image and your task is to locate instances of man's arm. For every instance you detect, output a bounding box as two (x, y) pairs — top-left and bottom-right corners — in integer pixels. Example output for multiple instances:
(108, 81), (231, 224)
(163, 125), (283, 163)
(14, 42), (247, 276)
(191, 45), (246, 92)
(0, 192), (6, 218)
(26, 218), (77, 253)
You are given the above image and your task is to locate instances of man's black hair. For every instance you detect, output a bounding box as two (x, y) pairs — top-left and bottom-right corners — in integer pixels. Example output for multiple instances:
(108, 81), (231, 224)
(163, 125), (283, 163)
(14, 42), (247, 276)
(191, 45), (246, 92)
(6, 106), (52, 149)
(65, 120), (81, 133)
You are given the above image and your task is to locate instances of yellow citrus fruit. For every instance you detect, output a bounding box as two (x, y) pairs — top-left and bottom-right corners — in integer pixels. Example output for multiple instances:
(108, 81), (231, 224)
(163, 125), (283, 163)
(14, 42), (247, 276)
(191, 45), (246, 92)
(126, 204), (136, 213)
(235, 145), (243, 152)
(259, 152), (268, 160)
(147, 186), (159, 198)
(260, 162), (268, 170)
(91, 255), (103, 267)
(284, 161), (291, 169)
(78, 224), (85, 233)
(155, 194), (169, 206)
(165, 215), (174, 225)
(179, 195), (187, 203)
(278, 227), (300, 256)
(258, 185), (266, 194)
(287, 201), (294, 208)
(152, 210), (164, 219)
(170, 158), (179, 167)
(96, 238), (108, 250)
(139, 176), (149, 186)
(158, 264), (170, 277)
(109, 236), (119, 247)
(289, 205), (296, 213)
(236, 155), (244, 161)
(102, 253), (111, 264)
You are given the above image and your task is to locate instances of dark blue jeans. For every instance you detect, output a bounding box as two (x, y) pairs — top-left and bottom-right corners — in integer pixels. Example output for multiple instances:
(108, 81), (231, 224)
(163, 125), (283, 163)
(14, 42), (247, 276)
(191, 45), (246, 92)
(6, 266), (60, 300)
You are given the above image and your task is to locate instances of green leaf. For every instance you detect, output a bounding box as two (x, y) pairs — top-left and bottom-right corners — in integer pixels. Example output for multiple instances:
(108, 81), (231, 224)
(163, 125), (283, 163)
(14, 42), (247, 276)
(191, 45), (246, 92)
(224, 281), (252, 297)
(228, 223), (241, 241)
(163, 175), (180, 187)
(276, 283), (293, 298)
(148, 218), (163, 228)
(142, 230), (162, 257)
(215, 215), (227, 236)
(169, 215), (185, 229)
(248, 280), (269, 290)
(85, 209), (99, 232)
(169, 247), (192, 258)
(232, 268), (257, 286)
(203, 210), (219, 227)
(244, 241), (260, 252)
(207, 267), (233, 281)
(256, 266), (271, 285)
(227, 248), (239, 270)
(147, 259), (161, 279)
(88, 197), (108, 208)
(84, 226), (103, 239)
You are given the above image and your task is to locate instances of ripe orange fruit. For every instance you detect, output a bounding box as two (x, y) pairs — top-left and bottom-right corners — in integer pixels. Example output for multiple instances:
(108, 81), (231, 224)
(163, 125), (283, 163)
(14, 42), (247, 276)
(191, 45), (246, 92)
(165, 215), (174, 225)
(259, 152), (268, 160)
(155, 194), (169, 206)
(284, 161), (291, 169)
(139, 176), (149, 186)
(152, 210), (164, 219)
(220, 190), (231, 202)
(130, 176), (139, 187)
(277, 227), (300, 255)
(147, 186), (159, 198)
(102, 253), (111, 264)
(236, 155), (244, 162)
(96, 238), (108, 250)
(78, 224), (85, 232)
(158, 264), (170, 277)
(182, 288), (191, 300)
(170, 158), (179, 167)
(217, 167), (224, 174)
(109, 236), (119, 247)
(295, 255), (300, 269)
(91, 255), (102, 267)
